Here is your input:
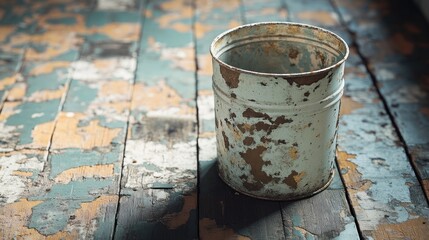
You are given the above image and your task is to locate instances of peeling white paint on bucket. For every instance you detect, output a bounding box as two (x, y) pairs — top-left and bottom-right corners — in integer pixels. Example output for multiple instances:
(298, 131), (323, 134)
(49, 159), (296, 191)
(211, 22), (349, 200)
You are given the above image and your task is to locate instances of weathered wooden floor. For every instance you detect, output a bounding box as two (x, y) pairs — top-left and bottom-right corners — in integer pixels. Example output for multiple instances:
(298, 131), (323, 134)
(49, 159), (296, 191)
(1, 0), (429, 239)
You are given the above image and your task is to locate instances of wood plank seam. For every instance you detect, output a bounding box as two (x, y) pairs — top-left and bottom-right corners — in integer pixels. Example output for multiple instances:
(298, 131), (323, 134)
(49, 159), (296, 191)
(191, 0), (202, 239)
(333, 157), (365, 240)
(111, 0), (148, 239)
(325, 1), (373, 238)
(329, 0), (429, 206)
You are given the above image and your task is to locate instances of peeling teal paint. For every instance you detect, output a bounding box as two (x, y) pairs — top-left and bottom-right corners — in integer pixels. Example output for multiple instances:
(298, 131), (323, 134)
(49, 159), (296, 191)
(84, 33), (112, 42)
(52, 50), (79, 61)
(49, 147), (121, 179)
(291, 228), (305, 239)
(29, 199), (82, 235)
(0, 52), (22, 72)
(136, 55), (195, 100)
(98, 116), (127, 129)
(85, 11), (140, 27)
(28, 179), (113, 235)
(292, 214), (302, 226)
(62, 80), (98, 112)
(6, 100), (61, 145)
(0, 5), (30, 24)
(26, 72), (68, 95)
(141, 28), (192, 49)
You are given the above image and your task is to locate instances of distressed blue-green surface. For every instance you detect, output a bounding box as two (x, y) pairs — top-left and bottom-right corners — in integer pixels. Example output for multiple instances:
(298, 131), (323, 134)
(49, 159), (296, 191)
(85, 11), (140, 27)
(62, 80), (98, 112)
(114, 190), (198, 240)
(5, 100), (61, 145)
(139, 19), (192, 49)
(28, 179), (113, 235)
(333, 0), (429, 206)
(49, 147), (123, 178)
(0, 52), (23, 73)
(135, 54), (195, 100)
(243, 0), (287, 23)
(0, 6), (30, 24)
(1, 0), (428, 239)
(51, 50), (80, 61)
(25, 71), (68, 95)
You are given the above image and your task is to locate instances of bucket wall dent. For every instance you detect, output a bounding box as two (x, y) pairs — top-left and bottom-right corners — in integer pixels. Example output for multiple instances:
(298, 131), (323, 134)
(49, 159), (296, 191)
(211, 22), (349, 200)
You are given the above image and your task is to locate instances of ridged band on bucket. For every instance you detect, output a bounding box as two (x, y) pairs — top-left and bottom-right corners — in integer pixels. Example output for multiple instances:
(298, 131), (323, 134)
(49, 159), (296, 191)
(210, 22), (349, 200)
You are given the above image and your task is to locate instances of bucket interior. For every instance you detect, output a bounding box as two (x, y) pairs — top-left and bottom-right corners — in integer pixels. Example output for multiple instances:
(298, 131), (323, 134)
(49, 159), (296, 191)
(212, 23), (348, 74)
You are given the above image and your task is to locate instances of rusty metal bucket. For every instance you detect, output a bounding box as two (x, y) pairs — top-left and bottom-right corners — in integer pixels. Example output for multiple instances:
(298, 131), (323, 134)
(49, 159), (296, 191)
(210, 22), (349, 200)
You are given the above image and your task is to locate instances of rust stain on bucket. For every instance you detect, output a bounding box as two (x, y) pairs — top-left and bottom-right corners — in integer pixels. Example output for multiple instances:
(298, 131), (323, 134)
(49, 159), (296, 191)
(220, 65), (240, 88)
(211, 22), (349, 200)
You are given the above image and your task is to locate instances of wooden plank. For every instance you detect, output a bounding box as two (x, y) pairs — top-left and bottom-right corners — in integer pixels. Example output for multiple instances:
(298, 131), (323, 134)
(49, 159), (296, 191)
(46, 6), (141, 239)
(333, 0), (429, 201)
(1, 1), (143, 238)
(114, 0), (198, 239)
(335, 48), (429, 239)
(281, 190), (358, 239)
(0, 1), (31, 135)
(0, 1), (81, 239)
(331, 0), (429, 239)
(242, 0), (288, 23)
(285, 1), (429, 238)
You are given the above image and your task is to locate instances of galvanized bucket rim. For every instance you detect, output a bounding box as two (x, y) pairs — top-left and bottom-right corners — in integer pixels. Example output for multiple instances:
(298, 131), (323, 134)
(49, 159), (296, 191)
(210, 21), (349, 78)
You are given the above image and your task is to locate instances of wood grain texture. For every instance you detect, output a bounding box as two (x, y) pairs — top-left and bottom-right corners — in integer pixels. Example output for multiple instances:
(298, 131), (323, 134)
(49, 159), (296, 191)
(1, 0), (429, 239)
(242, 0), (288, 23)
(331, 1), (429, 239)
(114, 0), (198, 239)
(336, 46), (429, 240)
(333, 0), (429, 201)
(281, 190), (358, 239)
(1, 0), (142, 238)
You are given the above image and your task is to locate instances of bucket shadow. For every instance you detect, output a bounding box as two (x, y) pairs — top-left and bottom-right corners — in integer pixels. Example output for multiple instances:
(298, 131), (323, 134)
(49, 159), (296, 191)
(198, 157), (352, 240)
(199, 159), (287, 239)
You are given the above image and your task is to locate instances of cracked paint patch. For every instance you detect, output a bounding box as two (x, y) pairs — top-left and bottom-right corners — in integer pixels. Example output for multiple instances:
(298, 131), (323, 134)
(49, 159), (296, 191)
(51, 112), (121, 149)
(0, 153), (44, 203)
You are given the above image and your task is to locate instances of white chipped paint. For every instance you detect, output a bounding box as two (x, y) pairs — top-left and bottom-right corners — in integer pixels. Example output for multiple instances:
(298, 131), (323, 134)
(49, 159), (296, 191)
(66, 112), (75, 117)
(124, 139), (197, 189)
(376, 68), (395, 81)
(159, 47), (192, 61)
(0, 122), (18, 152)
(31, 112), (44, 118)
(97, 0), (135, 10)
(151, 189), (169, 201)
(198, 137), (217, 161)
(146, 109), (195, 119)
(197, 94), (215, 121)
(0, 154), (44, 203)
(72, 58), (136, 81)
(353, 188), (410, 230)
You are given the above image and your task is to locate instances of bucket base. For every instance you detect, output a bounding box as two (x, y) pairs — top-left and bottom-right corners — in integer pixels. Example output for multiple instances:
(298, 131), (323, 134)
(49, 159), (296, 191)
(218, 168), (335, 201)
